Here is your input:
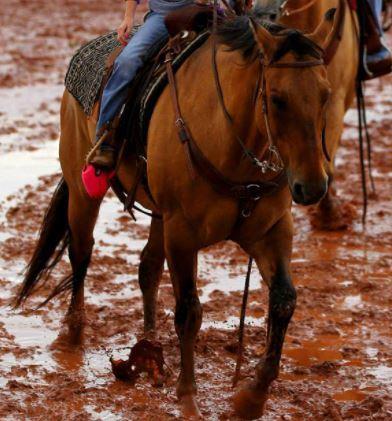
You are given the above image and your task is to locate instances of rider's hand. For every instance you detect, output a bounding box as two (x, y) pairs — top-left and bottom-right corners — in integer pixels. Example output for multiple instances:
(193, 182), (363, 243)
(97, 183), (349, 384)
(117, 17), (134, 46)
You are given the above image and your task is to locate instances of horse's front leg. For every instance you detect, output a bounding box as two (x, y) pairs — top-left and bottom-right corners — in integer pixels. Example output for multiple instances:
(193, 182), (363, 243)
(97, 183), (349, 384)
(164, 216), (202, 419)
(234, 211), (296, 420)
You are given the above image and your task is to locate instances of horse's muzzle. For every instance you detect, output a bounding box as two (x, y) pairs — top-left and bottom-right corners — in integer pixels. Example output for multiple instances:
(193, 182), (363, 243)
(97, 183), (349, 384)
(290, 178), (328, 205)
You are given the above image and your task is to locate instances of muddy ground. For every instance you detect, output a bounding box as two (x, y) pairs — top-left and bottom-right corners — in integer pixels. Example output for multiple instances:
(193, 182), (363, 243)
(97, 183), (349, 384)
(0, 1), (391, 420)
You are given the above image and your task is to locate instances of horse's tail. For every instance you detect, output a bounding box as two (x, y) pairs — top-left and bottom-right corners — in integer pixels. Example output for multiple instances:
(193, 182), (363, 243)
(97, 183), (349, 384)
(14, 178), (70, 308)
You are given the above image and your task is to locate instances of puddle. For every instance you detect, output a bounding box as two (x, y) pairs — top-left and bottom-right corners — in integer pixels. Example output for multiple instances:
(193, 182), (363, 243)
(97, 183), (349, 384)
(369, 365), (392, 386)
(4, 314), (58, 347)
(333, 389), (368, 402)
(284, 337), (343, 367)
(0, 141), (60, 199)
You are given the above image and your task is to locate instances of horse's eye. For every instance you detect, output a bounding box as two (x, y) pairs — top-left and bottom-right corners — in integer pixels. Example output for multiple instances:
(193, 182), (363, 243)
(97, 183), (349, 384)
(271, 94), (287, 110)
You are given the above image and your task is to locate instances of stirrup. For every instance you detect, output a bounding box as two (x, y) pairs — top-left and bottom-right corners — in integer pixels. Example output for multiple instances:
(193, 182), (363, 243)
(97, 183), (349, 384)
(85, 129), (111, 165)
(89, 147), (116, 170)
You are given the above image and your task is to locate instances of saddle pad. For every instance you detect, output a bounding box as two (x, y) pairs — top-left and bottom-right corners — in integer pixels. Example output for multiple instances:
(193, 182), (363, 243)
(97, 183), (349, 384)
(65, 29), (137, 115)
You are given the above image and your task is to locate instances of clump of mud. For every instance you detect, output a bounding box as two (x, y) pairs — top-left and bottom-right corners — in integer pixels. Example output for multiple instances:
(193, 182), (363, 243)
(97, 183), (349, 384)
(111, 339), (167, 387)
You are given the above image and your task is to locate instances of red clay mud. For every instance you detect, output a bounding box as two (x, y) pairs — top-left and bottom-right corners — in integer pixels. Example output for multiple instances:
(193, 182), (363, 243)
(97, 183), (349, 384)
(111, 339), (166, 386)
(0, 1), (391, 420)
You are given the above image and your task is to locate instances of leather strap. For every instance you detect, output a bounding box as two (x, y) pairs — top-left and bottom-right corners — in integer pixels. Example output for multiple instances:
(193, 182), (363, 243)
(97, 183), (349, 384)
(165, 51), (287, 213)
(324, 0), (346, 65)
(165, 52), (197, 179)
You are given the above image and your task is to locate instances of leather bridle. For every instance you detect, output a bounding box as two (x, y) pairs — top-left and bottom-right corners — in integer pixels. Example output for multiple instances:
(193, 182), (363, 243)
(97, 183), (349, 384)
(248, 18), (331, 165)
(165, 12), (332, 219)
(211, 14), (329, 176)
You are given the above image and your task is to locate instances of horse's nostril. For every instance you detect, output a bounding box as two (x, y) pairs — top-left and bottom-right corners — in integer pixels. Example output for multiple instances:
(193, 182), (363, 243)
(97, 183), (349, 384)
(293, 182), (304, 200)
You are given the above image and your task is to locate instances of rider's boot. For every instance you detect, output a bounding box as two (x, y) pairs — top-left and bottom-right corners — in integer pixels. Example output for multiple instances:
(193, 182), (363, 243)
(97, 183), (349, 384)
(90, 125), (117, 170)
(362, 1), (392, 79)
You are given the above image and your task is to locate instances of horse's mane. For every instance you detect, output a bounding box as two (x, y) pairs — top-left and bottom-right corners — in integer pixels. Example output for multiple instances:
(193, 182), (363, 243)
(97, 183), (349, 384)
(217, 9), (323, 63)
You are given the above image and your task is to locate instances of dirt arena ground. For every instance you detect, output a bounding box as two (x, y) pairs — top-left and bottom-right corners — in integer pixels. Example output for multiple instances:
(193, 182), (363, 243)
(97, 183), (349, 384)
(0, 1), (391, 419)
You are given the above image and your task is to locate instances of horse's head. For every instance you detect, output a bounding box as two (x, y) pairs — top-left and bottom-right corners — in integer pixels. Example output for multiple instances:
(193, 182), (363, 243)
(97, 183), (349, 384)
(251, 11), (336, 205)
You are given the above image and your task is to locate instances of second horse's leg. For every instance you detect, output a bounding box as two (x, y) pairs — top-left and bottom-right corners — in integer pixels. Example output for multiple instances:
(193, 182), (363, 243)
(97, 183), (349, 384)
(234, 212), (297, 420)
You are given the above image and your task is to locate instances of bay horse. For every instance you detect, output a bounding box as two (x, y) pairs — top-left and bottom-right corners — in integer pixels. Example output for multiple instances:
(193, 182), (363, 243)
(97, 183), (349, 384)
(16, 9), (338, 419)
(259, 0), (359, 229)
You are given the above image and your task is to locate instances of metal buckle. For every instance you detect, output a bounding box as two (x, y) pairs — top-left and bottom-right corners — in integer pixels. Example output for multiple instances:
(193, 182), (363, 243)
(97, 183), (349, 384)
(246, 184), (262, 201)
(241, 207), (252, 218)
(255, 145), (284, 174)
(175, 118), (185, 128)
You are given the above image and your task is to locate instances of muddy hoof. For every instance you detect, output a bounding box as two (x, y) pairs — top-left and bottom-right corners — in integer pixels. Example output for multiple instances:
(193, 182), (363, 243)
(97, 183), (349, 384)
(308, 199), (356, 231)
(233, 382), (268, 420)
(64, 310), (86, 346)
(179, 394), (202, 419)
(51, 326), (84, 350)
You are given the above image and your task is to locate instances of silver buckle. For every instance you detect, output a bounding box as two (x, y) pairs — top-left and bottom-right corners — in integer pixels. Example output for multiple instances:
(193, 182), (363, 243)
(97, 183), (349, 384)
(246, 184), (262, 201)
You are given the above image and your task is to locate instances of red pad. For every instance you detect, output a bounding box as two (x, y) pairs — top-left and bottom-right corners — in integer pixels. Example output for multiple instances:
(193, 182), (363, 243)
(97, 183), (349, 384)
(82, 164), (115, 199)
(347, 0), (357, 10)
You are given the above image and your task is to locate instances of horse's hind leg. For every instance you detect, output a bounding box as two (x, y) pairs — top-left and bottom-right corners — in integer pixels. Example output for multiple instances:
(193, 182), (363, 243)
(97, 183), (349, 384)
(234, 211), (296, 420)
(61, 188), (101, 345)
(138, 218), (165, 334)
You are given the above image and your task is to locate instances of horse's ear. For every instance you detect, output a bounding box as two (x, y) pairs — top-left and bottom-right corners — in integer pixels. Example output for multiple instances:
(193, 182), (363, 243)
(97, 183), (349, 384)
(307, 7), (337, 48)
(249, 20), (278, 62)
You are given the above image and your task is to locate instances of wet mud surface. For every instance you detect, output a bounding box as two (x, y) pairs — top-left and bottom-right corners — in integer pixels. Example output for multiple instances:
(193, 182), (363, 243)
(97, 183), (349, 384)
(0, 1), (391, 419)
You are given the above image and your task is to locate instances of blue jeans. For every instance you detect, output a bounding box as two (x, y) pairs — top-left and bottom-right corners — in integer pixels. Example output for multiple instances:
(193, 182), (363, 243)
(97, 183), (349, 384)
(367, 0), (383, 34)
(97, 11), (168, 134)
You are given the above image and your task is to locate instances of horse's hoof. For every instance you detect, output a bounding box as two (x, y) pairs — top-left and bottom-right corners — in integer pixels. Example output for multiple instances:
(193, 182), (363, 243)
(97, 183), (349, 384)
(50, 327), (84, 350)
(179, 394), (202, 419)
(64, 310), (86, 346)
(233, 382), (268, 420)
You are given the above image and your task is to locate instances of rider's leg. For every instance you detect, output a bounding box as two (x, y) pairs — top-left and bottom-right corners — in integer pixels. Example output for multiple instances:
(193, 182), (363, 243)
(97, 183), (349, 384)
(367, 0), (383, 34)
(91, 11), (168, 169)
(363, 0), (392, 79)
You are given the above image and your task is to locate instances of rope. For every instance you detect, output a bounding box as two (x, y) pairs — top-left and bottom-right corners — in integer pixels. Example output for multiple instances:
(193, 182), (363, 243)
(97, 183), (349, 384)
(85, 130), (110, 164)
(232, 256), (253, 388)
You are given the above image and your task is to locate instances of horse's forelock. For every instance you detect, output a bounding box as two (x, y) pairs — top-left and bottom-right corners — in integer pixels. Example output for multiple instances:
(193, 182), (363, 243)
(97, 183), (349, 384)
(272, 30), (324, 62)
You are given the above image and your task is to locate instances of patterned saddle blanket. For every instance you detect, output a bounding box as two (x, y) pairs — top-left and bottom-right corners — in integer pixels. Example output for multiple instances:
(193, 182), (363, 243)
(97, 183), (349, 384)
(65, 27), (209, 154)
(65, 31), (123, 116)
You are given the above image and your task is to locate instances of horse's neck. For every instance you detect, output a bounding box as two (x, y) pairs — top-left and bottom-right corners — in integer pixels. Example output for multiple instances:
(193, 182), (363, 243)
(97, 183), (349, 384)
(180, 40), (267, 178)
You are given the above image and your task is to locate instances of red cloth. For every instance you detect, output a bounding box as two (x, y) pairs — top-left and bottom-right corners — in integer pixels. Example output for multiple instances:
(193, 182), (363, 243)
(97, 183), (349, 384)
(347, 0), (357, 10)
(82, 164), (115, 199)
